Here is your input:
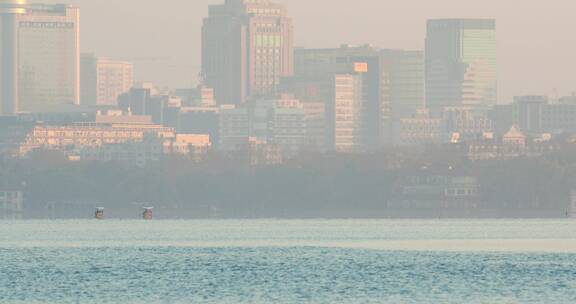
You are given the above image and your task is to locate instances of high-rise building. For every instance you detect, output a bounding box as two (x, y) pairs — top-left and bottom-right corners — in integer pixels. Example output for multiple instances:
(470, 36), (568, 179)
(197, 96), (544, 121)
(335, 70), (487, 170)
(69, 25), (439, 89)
(292, 45), (380, 151)
(302, 102), (326, 153)
(291, 45), (379, 106)
(18, 3), (80, 112)
(380, 49), (425, 120)
(202, 0), (293, 105)
(425, 19), (497, 112)
(380, 49), (425, 146)
(292, 45), (425, 149)
(0, 0), (27, 115)
(81, 54), (134, 106)
(329, 62), (372, 154)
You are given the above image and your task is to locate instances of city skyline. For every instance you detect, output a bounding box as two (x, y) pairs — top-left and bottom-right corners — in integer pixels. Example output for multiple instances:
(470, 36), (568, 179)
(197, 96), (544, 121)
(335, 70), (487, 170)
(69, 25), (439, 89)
(38, 0), (576, 103)
(2, 1), (576, 303)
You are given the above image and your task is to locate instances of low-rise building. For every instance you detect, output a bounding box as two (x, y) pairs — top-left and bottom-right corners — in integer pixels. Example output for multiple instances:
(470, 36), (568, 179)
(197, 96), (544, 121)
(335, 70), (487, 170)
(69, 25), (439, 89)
(80, 136), (164, 167)
(0, 191), (24, 220)
(219, 106), (250, 152)
(466, 125), (559, 161)
(396, 108), (443, 146)
(80, 133), (211, 167)
(254, 95), (307, 157)
(219, 95), (308, 157)
(163, 134), (211, 161)
(8, 114), (174, 159)
(570, 190), (576, 218)
(389, 174), (480, 216)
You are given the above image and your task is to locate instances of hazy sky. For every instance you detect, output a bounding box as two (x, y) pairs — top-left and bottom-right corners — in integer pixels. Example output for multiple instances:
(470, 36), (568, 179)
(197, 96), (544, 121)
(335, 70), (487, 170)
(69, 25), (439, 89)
(44, 0), (576, 102)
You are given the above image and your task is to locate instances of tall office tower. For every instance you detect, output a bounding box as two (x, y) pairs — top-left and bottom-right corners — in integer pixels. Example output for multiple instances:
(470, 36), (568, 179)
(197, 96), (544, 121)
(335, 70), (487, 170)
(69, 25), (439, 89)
(291, 45), (378, 105)
(202, 0), (293, 105)
(18, 3), (80, 112)
(0, 0), (27, 115)
(81, 54), (134, 106)
(425, 19), (496, 113)
(292, 45), (381, 151)
(292, 45), (425, 149)
(380, 49), (425, 120)
(380, 49), (425, 145)
(328, 63), (370, 153)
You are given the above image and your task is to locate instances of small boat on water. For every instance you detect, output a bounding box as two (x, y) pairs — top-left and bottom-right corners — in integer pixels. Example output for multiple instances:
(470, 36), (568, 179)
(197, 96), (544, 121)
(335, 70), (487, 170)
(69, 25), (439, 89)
(95, 207), (105, 220)
(142, 207), (153, 220)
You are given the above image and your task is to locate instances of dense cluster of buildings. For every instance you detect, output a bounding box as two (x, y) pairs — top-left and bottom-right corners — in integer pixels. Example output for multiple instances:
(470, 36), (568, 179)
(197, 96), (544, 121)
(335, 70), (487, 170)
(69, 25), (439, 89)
(1, 0), (575, 167)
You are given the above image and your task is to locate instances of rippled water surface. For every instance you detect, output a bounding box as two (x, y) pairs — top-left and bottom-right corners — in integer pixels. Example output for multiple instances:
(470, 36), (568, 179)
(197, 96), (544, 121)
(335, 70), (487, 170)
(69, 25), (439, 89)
(1, 220), (576, 303)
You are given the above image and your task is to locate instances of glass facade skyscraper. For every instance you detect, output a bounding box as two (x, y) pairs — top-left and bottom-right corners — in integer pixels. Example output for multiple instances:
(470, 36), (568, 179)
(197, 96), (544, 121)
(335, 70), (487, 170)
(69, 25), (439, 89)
(425, 19), (497, 112)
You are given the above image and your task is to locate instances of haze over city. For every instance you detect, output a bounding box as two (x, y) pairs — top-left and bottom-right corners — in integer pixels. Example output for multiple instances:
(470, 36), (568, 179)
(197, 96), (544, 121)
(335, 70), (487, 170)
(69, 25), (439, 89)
(2, 0), (576, 303)
(0, 0), (574, 218)
(42, 0), (576, 102)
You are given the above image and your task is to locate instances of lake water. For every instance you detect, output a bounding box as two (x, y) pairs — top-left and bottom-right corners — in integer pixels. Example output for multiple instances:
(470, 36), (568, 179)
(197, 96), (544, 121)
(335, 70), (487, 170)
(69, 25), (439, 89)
(0, 220), (575, 303)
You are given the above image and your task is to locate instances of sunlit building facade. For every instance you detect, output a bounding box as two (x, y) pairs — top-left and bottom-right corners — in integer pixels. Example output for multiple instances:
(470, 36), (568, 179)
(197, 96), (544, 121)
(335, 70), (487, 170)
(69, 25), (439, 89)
(81, 54), (134, 106)
(425, 19), (496, 113)
(331, 73), (365, 153)
(18, 119), (175, 156)
(18, 4), (80, 112)
(0, 0), (28, 115)
(292, 45), (425, 148)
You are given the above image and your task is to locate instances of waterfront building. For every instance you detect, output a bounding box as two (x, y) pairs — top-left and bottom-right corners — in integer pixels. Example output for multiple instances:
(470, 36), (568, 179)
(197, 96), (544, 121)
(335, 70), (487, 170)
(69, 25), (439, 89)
(81, 133), (211, 167)
(570, 190), (576, 218)
(442, 106), (494, 141)
(17, 116), (175, 157)
(0, 115), (35, 157)
(396, 108), (443, 146)
(388, 174), (480, 217)
(466, 125), (559, 161)
(0, 190), (23, 219)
